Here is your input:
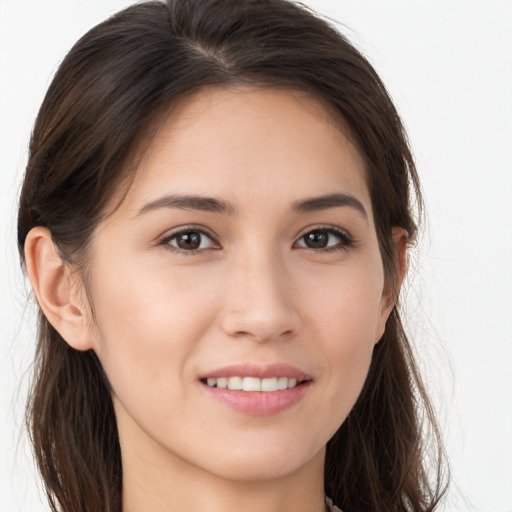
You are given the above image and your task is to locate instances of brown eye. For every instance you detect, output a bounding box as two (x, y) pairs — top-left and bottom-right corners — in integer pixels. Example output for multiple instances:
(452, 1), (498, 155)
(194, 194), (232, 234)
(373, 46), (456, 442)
(302, 230), (329, 248)
(164, 229), (217, 251)
(296, 228), (353, 251)
(176, 232), (202, 250)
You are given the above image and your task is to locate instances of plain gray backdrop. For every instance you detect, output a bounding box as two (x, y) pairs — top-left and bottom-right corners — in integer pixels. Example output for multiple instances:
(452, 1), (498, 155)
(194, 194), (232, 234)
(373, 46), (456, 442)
(1, 1), (511, 511)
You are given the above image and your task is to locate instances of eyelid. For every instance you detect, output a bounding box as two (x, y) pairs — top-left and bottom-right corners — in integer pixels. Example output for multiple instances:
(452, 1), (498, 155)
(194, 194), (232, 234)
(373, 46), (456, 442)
(295, 224), (354, 240)
(156, 223), (355, 253)
(158, 224), (220, 252)
(293, 225), (355, 250)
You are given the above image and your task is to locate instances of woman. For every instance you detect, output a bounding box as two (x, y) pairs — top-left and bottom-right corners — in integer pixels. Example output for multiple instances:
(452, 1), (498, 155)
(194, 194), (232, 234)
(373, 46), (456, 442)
(17, 0), (448, 511)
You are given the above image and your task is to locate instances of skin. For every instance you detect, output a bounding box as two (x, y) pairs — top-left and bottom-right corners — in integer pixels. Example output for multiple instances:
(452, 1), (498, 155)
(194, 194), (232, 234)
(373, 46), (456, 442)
(25, 87), (406, 512)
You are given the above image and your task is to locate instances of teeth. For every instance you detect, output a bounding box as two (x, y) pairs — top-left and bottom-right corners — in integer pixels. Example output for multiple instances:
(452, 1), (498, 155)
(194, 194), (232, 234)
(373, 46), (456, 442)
(261, 377), (278, 392)
(228, 376), (243, 390)
(242, 377), (261, 392)
(277, 376), (288, 390)
(205, 376), (301, 392)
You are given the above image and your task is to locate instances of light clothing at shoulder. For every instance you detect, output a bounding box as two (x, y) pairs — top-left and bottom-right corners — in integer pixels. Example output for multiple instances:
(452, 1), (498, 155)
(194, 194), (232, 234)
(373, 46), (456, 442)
(326, 495), (343, 512)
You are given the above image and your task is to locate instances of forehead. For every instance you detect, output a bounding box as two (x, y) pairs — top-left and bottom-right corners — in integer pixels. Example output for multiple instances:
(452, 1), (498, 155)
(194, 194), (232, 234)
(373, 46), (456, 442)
(116, 86), (371, 215)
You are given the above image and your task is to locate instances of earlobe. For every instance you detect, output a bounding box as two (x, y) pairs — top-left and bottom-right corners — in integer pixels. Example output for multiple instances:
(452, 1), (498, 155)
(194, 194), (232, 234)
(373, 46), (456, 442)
(24, 227), (93, 351)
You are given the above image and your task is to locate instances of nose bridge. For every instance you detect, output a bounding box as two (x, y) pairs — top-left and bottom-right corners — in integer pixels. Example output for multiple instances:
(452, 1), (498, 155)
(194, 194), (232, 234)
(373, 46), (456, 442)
(221, 241), (298, 341)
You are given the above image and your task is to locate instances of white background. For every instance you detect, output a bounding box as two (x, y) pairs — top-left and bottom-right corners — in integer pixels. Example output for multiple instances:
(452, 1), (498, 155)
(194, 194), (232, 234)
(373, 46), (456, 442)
(1, 1), (511, 511)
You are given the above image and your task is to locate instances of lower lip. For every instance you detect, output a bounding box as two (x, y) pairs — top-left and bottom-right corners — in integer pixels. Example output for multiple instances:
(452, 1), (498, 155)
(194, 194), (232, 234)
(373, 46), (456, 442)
(201, 382), (311, 415)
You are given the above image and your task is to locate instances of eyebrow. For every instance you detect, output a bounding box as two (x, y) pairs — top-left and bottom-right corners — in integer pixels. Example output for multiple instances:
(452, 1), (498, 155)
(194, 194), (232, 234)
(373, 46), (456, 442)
(137, 194), (236, 216)
(293, 193), (367, 219)
(136, 192), (367, 219)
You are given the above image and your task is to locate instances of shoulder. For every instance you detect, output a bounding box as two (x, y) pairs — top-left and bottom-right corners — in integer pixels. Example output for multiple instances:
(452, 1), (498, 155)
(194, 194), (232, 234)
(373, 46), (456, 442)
(325, 495), (344, 512)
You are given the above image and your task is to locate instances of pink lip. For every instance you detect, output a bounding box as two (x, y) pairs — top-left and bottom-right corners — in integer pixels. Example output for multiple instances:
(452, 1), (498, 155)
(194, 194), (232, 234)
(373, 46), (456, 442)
(200, 363), (310, 381)
(199, 363), (312, 416)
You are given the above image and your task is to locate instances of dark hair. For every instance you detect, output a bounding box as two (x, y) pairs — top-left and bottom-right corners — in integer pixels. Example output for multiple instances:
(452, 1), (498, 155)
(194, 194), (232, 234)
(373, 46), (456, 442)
(17, 1), (448, 511)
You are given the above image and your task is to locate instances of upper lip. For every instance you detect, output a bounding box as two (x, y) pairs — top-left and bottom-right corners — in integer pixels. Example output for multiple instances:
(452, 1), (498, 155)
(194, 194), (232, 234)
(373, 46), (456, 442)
(199, 363), (311, 381)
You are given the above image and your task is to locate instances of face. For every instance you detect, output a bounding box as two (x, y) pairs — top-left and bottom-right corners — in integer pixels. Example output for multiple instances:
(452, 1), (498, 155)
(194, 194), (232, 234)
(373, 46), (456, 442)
(82, 87), (394, 483)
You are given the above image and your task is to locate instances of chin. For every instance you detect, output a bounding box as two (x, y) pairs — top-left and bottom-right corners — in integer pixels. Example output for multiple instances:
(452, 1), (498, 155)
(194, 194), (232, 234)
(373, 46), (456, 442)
(198, 442), (325, 482)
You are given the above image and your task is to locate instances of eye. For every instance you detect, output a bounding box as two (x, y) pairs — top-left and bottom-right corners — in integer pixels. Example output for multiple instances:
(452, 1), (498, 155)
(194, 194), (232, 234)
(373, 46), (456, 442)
(161, 228), (218, 252)
(295, 227), (353, 251)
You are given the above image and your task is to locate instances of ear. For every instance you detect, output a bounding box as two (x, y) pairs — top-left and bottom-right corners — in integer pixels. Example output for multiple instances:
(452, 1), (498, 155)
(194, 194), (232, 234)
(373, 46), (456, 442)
(390, 227), (408, 293)
(375, 227), (409, 342)
(24, 227), (94, 351)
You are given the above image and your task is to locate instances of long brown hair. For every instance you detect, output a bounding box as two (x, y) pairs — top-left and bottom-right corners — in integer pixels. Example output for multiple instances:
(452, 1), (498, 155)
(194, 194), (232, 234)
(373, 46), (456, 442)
(17, 1), (448, 511)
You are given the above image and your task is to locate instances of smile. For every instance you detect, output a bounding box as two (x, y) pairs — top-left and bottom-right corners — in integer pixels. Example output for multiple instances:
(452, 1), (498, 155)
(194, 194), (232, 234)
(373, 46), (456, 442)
(199, 364), (312, 415)
(204, 376), (301, 392)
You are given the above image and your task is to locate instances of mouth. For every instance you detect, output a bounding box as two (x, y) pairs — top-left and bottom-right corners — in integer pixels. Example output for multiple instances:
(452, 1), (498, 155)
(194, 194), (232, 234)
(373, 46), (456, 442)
(198, 363), (312, 415)
(200, 376), (308, 392)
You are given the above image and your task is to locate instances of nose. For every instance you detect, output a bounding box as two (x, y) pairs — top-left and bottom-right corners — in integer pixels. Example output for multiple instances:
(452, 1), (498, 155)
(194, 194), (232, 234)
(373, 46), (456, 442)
(220, 249), (300, 343)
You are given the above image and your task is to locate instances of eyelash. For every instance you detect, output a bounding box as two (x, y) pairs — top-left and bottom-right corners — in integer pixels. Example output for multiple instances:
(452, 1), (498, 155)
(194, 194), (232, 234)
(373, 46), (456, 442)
(159, 225), (219, 255)
(158, 225), (355, 254)
(294, 226), (355, 252)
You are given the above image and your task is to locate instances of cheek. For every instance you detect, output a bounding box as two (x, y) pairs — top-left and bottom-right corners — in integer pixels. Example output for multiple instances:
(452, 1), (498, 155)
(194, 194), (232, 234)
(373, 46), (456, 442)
(300, 262), (385, 410)
(303, 257), (385, 342)
(87, 258), (218, 399)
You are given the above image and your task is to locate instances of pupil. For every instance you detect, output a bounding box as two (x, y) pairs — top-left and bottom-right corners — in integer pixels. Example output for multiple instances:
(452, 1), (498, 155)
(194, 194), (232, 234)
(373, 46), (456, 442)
(305, 231), (328, 248)
(177, 232), (201, 250)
